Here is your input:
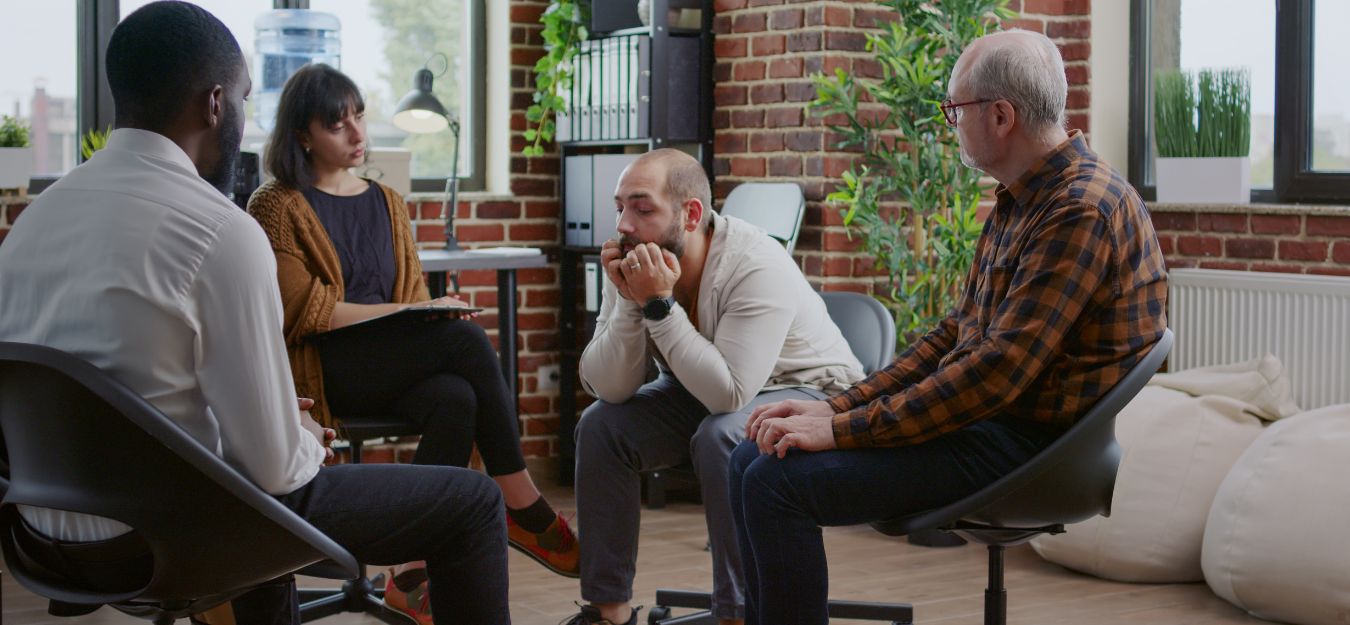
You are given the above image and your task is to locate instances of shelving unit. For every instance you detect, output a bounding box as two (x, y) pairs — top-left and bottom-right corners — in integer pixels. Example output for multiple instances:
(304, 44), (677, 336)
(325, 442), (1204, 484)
(556, 0), (714, 484)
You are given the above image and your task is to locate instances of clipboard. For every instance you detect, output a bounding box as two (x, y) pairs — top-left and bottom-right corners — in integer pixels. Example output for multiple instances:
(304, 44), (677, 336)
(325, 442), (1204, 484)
(309, 305), (483, 343)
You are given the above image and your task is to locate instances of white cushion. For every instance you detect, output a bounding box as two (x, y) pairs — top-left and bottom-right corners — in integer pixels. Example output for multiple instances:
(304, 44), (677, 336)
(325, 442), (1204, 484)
(1201, 404), (1350, 625)
(1031, 355), (1296, 582)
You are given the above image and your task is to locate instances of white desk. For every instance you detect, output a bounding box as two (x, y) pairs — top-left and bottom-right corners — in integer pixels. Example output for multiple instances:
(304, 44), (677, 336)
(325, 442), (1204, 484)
(417, 249), (548, 399)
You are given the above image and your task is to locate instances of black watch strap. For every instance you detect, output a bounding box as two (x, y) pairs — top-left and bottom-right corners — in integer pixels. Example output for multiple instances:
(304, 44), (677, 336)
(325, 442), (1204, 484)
(642, 296), (676, 321)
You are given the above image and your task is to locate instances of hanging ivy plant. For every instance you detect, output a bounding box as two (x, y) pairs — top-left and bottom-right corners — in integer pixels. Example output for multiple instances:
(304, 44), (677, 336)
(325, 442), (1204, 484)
(523, 0), (590, 157)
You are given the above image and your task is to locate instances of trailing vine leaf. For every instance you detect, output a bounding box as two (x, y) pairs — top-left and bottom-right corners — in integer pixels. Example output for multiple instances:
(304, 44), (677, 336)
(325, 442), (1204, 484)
(810, 0), (1013, 344)
(524, 0), (590, 157)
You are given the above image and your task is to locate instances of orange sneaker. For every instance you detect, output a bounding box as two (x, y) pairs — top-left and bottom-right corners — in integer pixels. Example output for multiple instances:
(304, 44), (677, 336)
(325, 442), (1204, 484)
(382, 563), (432, 625)
(506, 511), (580, 578)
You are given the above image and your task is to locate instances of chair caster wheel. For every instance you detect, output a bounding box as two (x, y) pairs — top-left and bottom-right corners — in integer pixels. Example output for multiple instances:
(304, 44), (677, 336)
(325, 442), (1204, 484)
(647, 606), (671, 624)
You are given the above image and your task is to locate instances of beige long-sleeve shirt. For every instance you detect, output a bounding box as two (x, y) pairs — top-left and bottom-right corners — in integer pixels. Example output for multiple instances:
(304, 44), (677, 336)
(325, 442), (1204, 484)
(581, 213), (864, 413)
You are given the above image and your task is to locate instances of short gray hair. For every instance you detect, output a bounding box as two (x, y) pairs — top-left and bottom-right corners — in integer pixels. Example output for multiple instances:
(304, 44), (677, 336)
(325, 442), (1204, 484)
(968, 30), (1067, 131)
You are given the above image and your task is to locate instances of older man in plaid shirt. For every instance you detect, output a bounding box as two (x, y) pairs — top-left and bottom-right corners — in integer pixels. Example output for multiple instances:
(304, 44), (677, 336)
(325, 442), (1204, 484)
(728, 29), (1169, 625)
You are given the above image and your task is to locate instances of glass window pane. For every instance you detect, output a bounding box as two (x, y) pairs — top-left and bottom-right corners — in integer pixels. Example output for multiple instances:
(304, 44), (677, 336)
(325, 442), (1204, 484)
(0, 1), (77, 176)
(1150, 0), (1275, 189)
(308, 0), (473, 180)
(1312, 0), (1350, 172)
(120, 1), (275, 156)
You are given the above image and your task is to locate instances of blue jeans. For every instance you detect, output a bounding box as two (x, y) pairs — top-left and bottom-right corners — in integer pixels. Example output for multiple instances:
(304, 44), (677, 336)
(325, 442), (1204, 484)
(728, 418), (1059, 625)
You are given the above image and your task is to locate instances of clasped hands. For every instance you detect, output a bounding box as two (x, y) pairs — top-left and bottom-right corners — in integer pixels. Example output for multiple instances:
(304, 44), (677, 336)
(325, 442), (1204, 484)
(744, 398), (839, 458)
(600, 239), (680, 303)
(297, 397), (338, 464)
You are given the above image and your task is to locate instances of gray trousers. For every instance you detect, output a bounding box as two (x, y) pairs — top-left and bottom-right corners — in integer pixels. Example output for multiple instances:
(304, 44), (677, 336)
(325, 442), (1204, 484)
(575, 374), (827, 619)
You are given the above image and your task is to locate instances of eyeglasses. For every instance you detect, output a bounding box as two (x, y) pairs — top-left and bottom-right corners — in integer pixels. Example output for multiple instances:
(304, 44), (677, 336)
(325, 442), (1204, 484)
(939, 98), (991, 126)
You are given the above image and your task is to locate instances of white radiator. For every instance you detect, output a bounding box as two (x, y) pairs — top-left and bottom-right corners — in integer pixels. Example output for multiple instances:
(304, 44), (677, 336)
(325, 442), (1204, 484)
(1169, 268), (1350, 410)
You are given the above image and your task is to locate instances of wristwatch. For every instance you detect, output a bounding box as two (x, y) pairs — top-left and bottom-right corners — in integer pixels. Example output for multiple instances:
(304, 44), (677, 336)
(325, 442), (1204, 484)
(642, 296), (677, 321)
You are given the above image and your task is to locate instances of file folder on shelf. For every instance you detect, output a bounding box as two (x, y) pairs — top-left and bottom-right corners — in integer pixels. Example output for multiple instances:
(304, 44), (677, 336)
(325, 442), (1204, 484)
(590, 153), (640, 246)
(564, 155), (593, 247)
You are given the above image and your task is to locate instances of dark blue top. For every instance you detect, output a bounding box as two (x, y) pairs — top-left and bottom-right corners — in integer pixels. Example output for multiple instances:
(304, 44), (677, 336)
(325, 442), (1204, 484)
(302, 181), (395, 305)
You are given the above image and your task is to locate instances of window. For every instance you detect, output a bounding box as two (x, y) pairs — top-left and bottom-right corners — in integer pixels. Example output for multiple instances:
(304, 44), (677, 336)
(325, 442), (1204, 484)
(1130, 0), (1350, 203)
(307, 0), (485, 191)
(0, 2), (79, 177)
(21, 0), (484, 193)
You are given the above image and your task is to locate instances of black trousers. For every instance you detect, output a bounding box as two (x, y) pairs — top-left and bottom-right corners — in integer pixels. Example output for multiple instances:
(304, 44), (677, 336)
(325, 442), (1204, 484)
(318, 317), (526, 475)
(232, 464), (510, 625)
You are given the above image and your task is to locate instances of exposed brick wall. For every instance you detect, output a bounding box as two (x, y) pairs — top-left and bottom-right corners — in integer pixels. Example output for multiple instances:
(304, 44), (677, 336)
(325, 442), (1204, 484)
(1151, 206), (1350, 277)
(710, 0), (1093, 293)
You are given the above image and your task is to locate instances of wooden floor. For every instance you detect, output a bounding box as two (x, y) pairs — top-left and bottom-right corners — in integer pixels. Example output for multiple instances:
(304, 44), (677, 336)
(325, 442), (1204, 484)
(1, 481), (1270, 625)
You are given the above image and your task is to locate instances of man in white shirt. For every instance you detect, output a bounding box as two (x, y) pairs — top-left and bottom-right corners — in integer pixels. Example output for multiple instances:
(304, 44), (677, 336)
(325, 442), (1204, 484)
(0, 3), (508, 623)
(564, 150), (866, 625)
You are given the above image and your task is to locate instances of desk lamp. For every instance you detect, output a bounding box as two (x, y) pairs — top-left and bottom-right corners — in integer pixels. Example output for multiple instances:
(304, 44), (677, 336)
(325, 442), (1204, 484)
(393, 56), (461, 251)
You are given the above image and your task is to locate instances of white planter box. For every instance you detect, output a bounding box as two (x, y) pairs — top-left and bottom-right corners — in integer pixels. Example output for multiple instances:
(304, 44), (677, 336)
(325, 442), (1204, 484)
(1155, 156), (1251, 204)
(0, 147), (34, 191)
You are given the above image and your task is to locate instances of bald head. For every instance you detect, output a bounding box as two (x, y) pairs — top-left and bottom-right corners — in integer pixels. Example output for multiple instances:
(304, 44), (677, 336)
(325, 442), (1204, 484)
(951, 29), (1067, 134)
(627, 149), (713, 229)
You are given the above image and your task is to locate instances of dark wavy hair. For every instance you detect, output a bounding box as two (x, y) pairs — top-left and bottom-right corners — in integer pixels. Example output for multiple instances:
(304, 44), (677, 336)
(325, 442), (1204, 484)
(264, 63), (365, 189)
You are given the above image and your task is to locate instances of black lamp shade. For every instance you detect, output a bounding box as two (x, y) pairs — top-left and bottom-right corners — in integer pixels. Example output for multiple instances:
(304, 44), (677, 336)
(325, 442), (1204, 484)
(393, 68), (450, 134)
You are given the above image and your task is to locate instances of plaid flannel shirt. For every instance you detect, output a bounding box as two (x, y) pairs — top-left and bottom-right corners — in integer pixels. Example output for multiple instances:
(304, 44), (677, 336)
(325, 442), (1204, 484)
(828, 131), (1169, 449)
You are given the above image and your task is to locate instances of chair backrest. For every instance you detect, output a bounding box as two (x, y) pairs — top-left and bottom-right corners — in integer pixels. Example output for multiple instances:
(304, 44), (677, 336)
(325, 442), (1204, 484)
(0, 342), (358, 609)
(721, 182), (806, 254)
(875, 329), (1174, 534)
(820, 292), (896, 374)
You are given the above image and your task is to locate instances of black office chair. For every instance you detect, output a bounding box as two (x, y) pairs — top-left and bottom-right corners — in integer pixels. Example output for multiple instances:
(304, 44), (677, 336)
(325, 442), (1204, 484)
(0, 341), (361, 625)
(649, 291), (910, 625)
(294, 417), (421, 624)
(860, 328), (1175, 625)
(651, 328), (1174, 625)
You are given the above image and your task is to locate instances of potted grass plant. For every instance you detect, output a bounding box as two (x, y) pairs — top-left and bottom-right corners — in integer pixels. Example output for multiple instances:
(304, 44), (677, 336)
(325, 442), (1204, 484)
(1154, 68), (1251, 203)
(0, 114), (34, 193)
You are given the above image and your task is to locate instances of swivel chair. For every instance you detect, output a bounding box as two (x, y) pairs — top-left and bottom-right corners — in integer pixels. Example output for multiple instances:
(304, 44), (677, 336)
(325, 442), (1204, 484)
(863, 329), (1173, 625)
(651, 329), (1174, 625)
(0, 341), (360, 625)
(295, 418), (423, 623)
(720, 182), (807, 255)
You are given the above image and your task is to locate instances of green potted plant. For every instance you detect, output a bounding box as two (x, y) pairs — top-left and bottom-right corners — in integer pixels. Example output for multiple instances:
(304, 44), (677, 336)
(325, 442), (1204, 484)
(80, 126), (113, 161)
(811, 0), (1012, 342)
(0, 114), (34, 192)
(1154, 68), (1251, 203)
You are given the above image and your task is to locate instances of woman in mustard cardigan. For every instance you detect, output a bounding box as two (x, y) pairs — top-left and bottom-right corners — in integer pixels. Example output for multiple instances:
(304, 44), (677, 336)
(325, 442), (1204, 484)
(247, 64), (576, 622)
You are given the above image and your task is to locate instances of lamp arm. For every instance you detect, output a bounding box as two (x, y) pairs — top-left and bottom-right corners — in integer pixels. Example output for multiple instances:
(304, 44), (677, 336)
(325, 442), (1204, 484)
(440, 119), (462, 251)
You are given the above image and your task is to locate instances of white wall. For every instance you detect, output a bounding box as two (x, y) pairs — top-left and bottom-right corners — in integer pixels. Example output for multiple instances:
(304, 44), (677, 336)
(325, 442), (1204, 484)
(1090, 0), (1131, 171)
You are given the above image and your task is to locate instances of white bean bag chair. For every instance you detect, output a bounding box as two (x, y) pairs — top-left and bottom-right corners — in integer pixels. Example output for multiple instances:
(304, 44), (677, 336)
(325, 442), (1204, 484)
(1201, 404), (1350, 625)
(1031, 354), (1298, 582)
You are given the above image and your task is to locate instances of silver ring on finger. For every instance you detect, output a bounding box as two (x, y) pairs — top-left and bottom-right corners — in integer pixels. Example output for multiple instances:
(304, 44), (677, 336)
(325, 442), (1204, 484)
(630, 261), (641, 270)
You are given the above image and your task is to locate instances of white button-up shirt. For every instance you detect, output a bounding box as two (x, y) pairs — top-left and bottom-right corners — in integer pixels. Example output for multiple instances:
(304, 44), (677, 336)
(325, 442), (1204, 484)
(0, 128), (324, 540)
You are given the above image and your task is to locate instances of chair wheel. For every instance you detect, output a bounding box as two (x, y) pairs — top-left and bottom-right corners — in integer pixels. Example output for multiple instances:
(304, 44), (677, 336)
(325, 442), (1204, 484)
(647, 606), (671, 624)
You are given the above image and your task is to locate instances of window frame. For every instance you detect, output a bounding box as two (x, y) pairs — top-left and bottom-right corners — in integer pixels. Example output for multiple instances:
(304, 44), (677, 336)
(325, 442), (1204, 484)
(57, 0), (486, 194)
(1129, 0), (1350, 204)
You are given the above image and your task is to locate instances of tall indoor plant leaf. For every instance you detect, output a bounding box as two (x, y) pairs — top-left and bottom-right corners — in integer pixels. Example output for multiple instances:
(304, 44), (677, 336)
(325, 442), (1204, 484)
(811, 0), (1014, 343)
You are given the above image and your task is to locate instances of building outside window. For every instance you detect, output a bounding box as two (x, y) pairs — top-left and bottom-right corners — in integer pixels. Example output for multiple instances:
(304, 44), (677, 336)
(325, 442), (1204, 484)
(1, 2), (79, 177)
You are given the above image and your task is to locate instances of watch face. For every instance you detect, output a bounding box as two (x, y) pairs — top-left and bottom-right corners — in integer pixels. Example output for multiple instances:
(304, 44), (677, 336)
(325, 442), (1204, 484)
(643, 297), (673, 320)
